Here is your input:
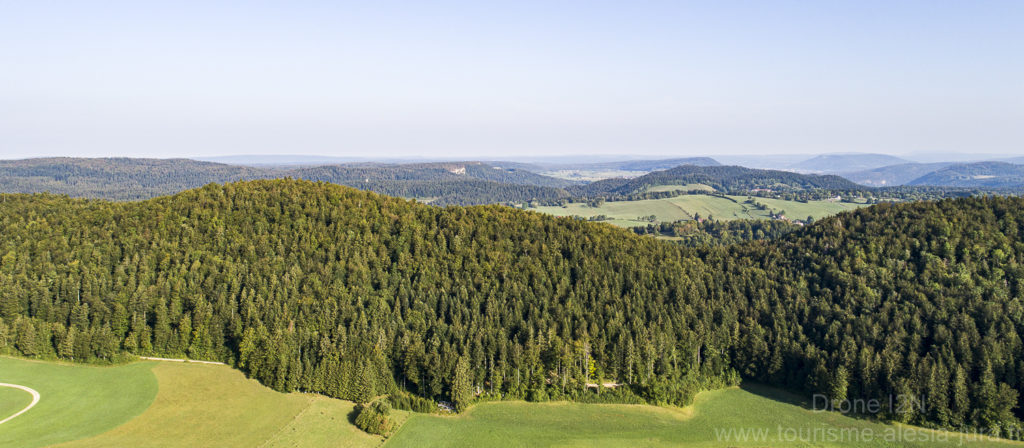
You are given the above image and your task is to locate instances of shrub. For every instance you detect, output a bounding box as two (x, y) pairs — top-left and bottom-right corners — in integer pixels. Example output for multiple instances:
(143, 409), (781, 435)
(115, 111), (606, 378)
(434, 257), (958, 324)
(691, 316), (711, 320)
(354, 400), (395, 435)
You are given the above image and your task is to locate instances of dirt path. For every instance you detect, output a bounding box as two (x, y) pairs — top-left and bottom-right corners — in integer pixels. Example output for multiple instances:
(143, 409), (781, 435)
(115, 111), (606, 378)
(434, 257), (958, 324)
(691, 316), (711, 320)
(0, 382), (40, 425)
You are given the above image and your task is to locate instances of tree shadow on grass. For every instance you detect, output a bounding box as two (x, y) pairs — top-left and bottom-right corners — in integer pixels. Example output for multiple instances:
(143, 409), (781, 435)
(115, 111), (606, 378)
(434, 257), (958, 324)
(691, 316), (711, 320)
(738, 382), (817, 410)
(347, 406), (361, 425)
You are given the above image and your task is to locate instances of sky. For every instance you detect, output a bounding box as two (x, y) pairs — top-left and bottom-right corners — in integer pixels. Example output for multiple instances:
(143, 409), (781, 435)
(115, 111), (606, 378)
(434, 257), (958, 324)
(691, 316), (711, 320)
(1, 0), (1022, 160)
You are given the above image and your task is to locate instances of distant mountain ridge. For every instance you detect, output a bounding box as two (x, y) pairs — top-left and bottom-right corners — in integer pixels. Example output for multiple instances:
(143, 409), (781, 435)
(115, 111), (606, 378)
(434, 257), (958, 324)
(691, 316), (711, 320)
(0, 157), (266, 200)
(842, 162), (955, 186)
(906, 162), (1024, 188)
(0, 157), (574, 204)
(7, 157), (1023, 206)
(841, 161), (1024, 188)
(539, 157), (720, 171)
(789, 153), (910, 173)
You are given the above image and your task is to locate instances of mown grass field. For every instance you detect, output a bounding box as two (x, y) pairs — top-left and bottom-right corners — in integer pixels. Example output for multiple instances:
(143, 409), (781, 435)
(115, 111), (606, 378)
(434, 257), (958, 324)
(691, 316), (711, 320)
(386, 385), (1020, 448)
(0, 357), (157, 448)
(61, 361), (398, 448)
(0, 386), (33, 422)
(5, 358), (1018, 447)
(532, 194), (865, 227)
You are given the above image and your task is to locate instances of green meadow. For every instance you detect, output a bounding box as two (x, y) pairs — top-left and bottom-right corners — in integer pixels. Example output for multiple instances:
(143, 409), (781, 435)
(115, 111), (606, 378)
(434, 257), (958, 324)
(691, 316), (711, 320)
(0, 387), (33, 423)
(0, 357), (157, 448)
(60, 361), (393, 448)
(532, 193), (865, 227)
(388, 385), (1019, 448)
(2, 357), (1018, 447)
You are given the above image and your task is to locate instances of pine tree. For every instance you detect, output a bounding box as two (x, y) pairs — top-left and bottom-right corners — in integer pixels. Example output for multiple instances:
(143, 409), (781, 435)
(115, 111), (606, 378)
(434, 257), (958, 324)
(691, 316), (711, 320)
(353, 360), (377, 404)
(14, 318), (37, 356)
(59, 326), (77, 359)
(829, 366), (849, 408)
(952, 365), (970, 427)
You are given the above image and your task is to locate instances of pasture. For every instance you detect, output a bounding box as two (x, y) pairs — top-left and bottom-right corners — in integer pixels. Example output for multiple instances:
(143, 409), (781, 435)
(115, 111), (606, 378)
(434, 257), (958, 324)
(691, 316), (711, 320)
(61, 361), (395, 448)
(0, 386), (33, 424)
(0, 357), (157, 448)
(532, 193), (865, 227)
(4, 357), (1017, 447)
(386, 384), (1019, 448)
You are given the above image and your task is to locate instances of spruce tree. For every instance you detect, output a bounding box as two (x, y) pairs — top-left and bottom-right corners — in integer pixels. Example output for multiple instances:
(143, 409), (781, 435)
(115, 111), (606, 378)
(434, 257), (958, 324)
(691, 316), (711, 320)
(452, 357), (472, 412)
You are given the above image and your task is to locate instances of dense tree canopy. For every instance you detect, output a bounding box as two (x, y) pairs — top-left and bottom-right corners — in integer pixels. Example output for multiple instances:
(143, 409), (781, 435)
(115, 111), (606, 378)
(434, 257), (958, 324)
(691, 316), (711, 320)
(0, 180), (1022, 436)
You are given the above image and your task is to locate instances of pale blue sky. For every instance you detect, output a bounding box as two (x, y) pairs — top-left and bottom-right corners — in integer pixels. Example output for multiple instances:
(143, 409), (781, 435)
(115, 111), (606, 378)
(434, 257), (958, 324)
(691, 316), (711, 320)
(1, 0), (1021, 159)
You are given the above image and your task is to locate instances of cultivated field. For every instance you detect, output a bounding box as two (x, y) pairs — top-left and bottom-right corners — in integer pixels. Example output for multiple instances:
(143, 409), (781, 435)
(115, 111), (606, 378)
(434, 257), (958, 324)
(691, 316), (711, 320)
(532, 194), (865, 227)
(387, 385), (1020, 448)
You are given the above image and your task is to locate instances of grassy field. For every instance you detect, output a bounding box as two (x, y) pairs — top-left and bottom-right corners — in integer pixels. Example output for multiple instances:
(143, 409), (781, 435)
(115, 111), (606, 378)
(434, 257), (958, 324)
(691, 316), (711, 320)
(0, 357), (158, 448)
(532, 194), (865, 227)
(4, 357), (1020, 447)
(386, 384), (1020, 448)
(0, 386), (33, 423)
(59, 360), (397, 448)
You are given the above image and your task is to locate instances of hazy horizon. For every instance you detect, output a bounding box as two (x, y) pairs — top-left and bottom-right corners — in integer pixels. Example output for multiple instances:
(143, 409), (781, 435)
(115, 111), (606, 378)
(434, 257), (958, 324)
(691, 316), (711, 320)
(2, 150), (1020, 168)
(2, 1), (1022, 159)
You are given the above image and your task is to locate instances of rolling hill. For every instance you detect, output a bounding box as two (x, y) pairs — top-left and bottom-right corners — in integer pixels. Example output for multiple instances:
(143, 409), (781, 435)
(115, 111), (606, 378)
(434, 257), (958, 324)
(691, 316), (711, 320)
(2, 179), (1024, 437)
(0, 158), (574, 205)
(0, 157), (267, 200)
(905, 162), (1024, 188)
(841, 162), (955, 186)
(789, 153), (910, 173)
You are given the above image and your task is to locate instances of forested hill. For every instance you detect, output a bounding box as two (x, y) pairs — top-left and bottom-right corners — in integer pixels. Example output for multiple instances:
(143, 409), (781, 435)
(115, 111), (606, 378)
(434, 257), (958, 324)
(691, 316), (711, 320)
(0, 157), (267, 200)
(841, 161), (1024, 188)
(289, 162), (574, 204)
(291, 162), (576, 189)
(574, 165), (861, 197)
(906, 162), (1024, 189)
(723, 197), (1024, 432)
(1, 180), (1023, 435)
(0, 157), (573, 204)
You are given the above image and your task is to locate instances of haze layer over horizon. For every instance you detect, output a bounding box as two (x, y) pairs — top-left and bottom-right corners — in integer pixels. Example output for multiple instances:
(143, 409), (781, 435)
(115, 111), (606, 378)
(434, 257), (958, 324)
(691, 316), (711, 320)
(1, 1), (1022, 159)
